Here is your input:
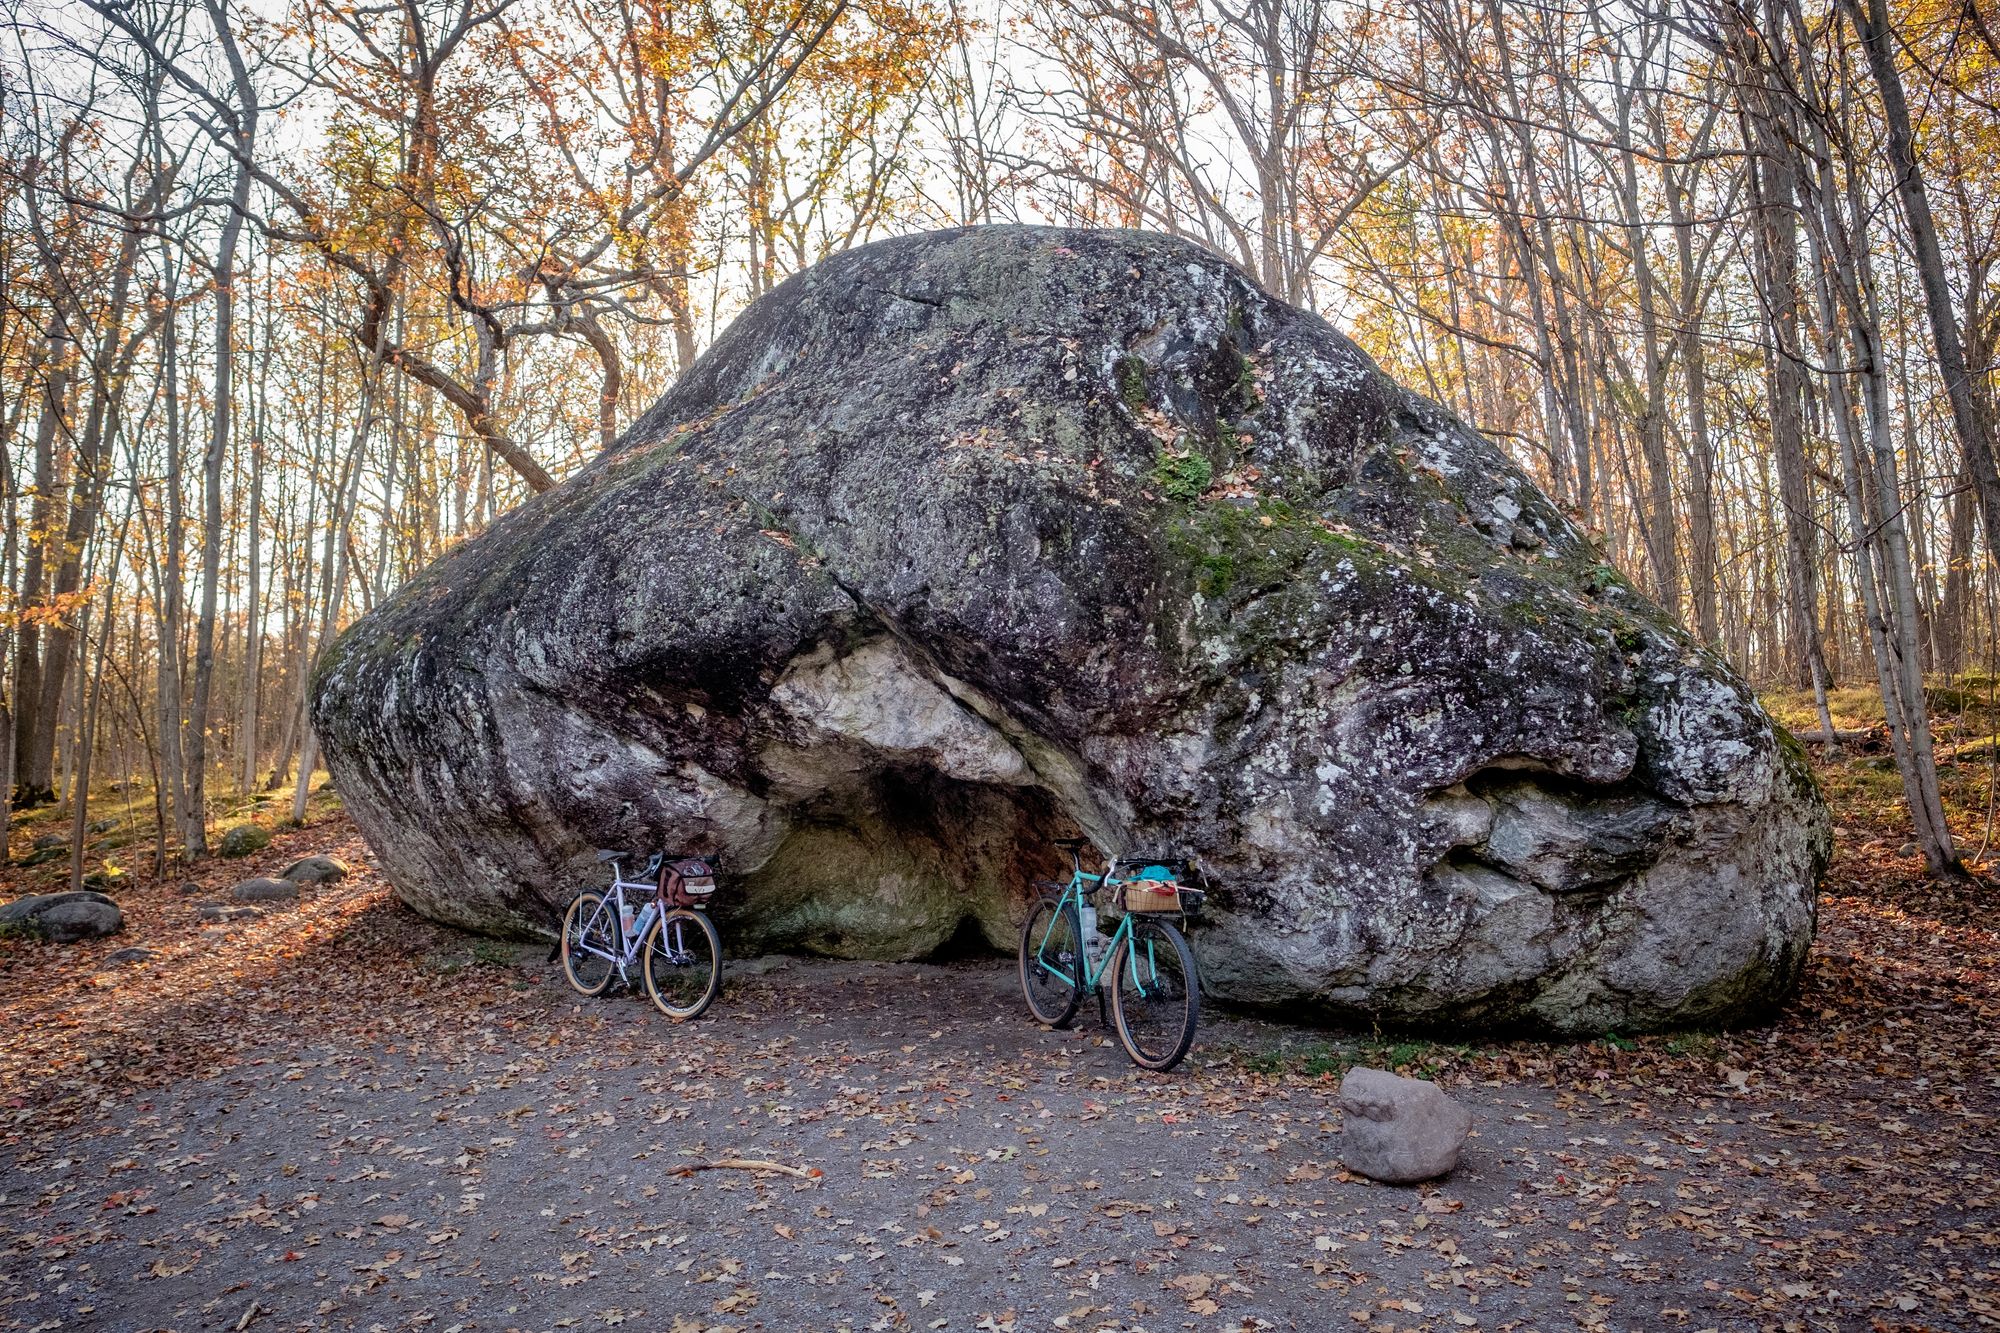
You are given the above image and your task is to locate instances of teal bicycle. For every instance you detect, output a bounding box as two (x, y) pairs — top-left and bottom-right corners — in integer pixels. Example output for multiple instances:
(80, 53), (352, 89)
(1018, 837), (1204, 1071)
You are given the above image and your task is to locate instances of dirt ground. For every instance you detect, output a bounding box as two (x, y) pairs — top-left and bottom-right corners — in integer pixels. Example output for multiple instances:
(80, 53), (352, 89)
(1, 804), (1997, 1333)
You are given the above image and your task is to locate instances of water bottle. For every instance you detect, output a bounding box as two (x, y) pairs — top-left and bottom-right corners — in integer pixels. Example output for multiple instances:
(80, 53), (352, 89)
(1079, 903), (1107, 964)
(619, 899), (637, 938)
(631, 901), (656, 941)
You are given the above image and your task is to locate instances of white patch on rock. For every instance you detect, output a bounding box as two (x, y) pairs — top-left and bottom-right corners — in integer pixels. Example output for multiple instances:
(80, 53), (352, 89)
(771, 637), (1031, 786)
(1420, 784), (1495, 848)
(1642, 670), (1771, 805)
(1414, 430), (1463, 477)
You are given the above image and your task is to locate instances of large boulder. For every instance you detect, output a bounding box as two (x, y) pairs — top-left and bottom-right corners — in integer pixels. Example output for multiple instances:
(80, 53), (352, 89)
(312, 225), (1827, 1033)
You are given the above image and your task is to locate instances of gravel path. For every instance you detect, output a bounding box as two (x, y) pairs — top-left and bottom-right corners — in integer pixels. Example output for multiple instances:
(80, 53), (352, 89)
(3, 939), (1994, 1333)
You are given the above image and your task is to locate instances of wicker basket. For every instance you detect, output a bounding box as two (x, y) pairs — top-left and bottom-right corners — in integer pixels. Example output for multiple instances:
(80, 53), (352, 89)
(1124, 879), (1182, 912)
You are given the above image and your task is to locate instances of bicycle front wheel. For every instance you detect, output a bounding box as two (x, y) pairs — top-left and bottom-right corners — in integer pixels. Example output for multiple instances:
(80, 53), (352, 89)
(642, 908), (722, 1020)
(560, 890), (619, 997)
(1108, 916), (1200, 1072)
(1018, 895), (1085, 1028)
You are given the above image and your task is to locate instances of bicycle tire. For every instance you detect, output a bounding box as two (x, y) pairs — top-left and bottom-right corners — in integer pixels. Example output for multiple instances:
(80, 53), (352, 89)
(560, 890), (620, 997)
(641, 907), (722, 1021)
(1019, 895), (1085, 1029)
(1108, 915), (1200, 1072)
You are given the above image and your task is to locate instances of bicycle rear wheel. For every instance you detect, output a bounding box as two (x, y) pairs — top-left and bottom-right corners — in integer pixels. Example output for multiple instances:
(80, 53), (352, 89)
(560, 890), (619, 997)
(1019, 895), (1085, 1028)
(642, 908), (722, 1020)
(1108, 916), (1200, 1071)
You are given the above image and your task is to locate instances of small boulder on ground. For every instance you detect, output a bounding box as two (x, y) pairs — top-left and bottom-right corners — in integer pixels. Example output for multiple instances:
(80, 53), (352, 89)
(217, 824), (272, 858)
(105, 946), (157, 965)
(19, 845), (66, 867)
(0, 891), (123, 943)
(86, 818), (117, 834)
(31, 832), (66, 851)
(83, 865), (128, 892)
(279, 855), (349, 885)
(198, 903), (263, 923)
(231, 877), (299, 903)
(1339, 1066), (1473, 1184)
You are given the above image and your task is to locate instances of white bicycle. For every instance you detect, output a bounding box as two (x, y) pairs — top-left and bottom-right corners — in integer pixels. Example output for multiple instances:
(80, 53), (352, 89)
(559, 849), (722, 1020)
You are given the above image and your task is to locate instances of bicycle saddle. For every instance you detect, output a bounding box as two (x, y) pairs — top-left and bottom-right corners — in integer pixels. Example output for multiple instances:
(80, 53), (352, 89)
(596, 849), (663, 873)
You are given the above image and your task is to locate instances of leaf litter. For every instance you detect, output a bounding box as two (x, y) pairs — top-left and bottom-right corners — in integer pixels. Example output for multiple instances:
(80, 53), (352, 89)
(0, 774), (1995, 1331)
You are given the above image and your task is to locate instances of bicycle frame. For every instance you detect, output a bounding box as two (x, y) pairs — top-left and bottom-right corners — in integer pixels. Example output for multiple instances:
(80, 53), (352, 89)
(573, 858), (706, 982)
(1032, 865), (1162, 998)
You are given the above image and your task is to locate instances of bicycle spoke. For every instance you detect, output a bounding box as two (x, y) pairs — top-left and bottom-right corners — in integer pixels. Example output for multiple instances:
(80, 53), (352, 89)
(1019, 896), (1084, 1028)
(1111, 918), (1199, 1071)
(645, 909), (720, 1020)
(561, 891), (619, 996)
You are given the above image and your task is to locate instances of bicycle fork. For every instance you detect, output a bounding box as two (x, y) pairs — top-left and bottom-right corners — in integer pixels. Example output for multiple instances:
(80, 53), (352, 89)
(609, 901), (705, 982)
(1098, 932), (1159, 1022)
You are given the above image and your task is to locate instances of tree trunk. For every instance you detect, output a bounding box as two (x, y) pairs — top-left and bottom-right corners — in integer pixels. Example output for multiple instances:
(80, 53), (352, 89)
(1682, 332), (1721, 645)
(1807, 201), (1959, 871)
(11, 349), (68, 805)
(1935, 475), (1977, 675)
(291, 344), (383, 821)
(239, 439), (263, 797)
(183, 191), (248, 857)
(158, 264), (189, 856)
(1840, 0), (2000, 586)
(1743, 75), (1832, 710)
(27, 351), (129, 806)
(68, 547), (124, 892)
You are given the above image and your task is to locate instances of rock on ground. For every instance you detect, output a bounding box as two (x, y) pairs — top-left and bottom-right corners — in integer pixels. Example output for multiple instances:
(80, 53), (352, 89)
(0, 891), (122, 942)
(216, 824), (271, 858)
(313, 224), (1828, 1033)
(277, 855), (349, 885)
(1339, 1065), (1474, 1184)
(230, 878), (299, 904)
(197, 904), (262, 924)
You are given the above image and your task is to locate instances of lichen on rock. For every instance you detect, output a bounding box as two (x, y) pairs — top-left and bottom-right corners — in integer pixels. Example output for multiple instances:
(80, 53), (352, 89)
(311, 224), (1828, 1034)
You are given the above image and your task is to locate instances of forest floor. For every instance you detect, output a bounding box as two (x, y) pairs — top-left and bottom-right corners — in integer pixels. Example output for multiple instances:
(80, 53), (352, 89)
(0, 739), (1996, 1333)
